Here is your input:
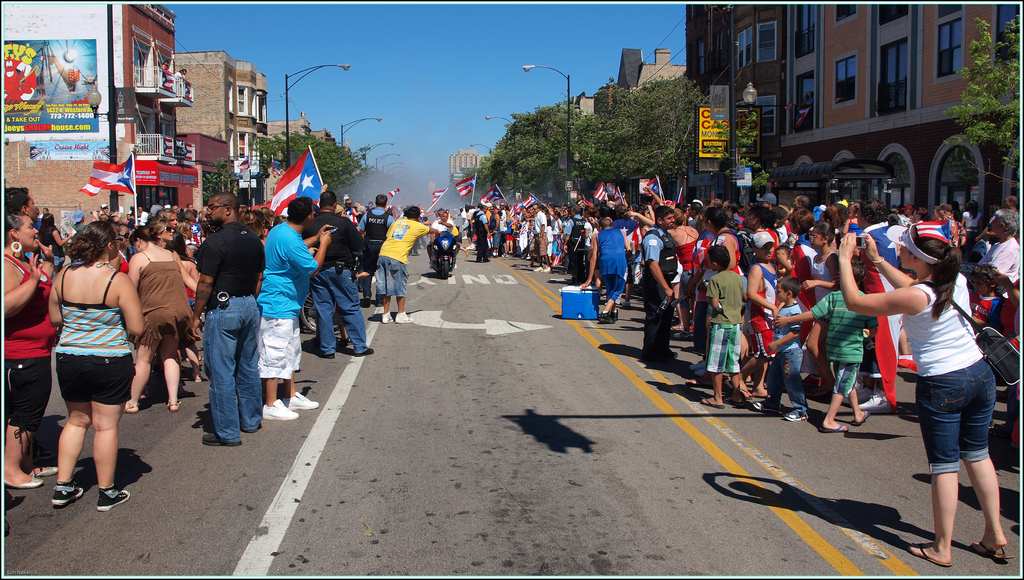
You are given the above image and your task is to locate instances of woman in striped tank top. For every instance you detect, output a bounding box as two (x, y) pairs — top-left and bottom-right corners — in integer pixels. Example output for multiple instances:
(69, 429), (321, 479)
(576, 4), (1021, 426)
(47, 221), (144, 511)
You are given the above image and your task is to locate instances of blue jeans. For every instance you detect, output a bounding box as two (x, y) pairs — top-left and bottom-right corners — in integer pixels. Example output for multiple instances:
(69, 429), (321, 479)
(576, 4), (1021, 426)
(693, 301), (709, 353)
(916, 358), (996, 474)
(764, 347), (807, 415)
(310, 267), (368, 355)
(204, 296), (263, 443)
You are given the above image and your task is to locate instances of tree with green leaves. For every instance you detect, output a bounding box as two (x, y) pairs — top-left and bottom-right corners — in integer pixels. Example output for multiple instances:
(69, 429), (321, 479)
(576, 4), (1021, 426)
(944, 15), (1019, 187)
(255, 133), (363, 193)
(201, 158), (237, 202)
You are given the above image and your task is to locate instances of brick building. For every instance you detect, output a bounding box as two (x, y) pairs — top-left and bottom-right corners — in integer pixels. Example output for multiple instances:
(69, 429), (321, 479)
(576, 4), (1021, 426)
(3, 4), (200, 218)
(174, 50), (268, 204)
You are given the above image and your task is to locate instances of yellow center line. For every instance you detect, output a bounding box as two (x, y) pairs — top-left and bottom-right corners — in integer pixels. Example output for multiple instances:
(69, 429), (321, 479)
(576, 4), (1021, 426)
(500, 262), (916, 575)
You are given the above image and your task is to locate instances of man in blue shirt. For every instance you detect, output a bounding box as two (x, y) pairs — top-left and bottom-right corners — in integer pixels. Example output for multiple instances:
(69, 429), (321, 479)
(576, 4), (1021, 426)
(258, 196), (332, 421)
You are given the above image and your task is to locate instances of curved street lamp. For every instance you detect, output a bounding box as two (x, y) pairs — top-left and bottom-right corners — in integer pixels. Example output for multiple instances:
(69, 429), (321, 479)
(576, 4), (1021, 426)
(382, 161), (404, 172)
(285, 64), (350, 167)
(361, 142), (394, 166)
(484, 115), (513, 124)
(340, 117), (382, 149)
(469, 143), (492, 154)
(523, 65), (571, 195)
(375, 152), (401, 170)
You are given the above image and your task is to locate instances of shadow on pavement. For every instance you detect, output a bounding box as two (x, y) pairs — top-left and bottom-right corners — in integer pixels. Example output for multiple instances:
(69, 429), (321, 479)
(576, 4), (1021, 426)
(502, 409), (595, 454)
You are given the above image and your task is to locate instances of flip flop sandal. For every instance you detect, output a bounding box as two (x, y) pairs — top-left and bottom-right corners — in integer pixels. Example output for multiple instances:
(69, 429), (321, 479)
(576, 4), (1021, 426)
(851, 411), (870, 426)
(166, 401), (180, 413)
(124, 402), (139, 414)
(970, 542), (1014, 560)
(817, 425), (849, 433)
(700, 398), (725, 409)
(908, 543), (952, 567)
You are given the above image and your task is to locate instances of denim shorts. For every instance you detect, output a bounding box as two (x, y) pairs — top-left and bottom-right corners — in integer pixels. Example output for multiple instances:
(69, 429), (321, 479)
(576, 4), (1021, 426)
(915, 358), (996, 474)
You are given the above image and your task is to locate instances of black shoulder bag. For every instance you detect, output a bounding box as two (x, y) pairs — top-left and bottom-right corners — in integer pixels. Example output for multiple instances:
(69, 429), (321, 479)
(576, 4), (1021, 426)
(948, 298), (1020, 386)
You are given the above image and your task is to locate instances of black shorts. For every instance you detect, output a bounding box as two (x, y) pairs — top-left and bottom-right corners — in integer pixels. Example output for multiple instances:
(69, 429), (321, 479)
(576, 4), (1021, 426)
(55, 353), (134, 405)
(4, 356), (53, 432)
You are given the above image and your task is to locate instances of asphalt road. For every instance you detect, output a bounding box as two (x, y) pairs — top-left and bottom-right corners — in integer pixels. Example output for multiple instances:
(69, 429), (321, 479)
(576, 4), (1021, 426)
(4, 251), (1020, 576)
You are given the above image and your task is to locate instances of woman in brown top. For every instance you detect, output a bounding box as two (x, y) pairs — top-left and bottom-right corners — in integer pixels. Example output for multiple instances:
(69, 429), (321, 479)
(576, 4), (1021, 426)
(124, 224), (195, 413)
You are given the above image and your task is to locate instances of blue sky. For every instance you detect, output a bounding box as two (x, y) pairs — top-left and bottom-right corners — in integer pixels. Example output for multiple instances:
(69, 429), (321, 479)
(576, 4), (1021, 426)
(168, 2), (688, 205)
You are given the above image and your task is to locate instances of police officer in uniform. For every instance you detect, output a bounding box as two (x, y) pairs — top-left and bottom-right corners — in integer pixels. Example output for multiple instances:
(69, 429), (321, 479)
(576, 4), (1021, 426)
(472, 204), (490, 263)
(565, 205), (592, 284)
(640, 205), (678, 363)
(357, 194), (395, 307)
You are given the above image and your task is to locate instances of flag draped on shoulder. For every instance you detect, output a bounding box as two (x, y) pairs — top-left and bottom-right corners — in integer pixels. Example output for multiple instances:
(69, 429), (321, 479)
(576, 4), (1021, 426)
(481, 184), (504, 205)
(79, 152), (136, 197)
(270, 146), (322, 215)
(455, 173), (476, 198)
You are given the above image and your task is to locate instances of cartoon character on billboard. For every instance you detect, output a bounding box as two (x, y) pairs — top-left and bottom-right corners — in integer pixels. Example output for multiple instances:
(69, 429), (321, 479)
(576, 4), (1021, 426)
(4, 57), (37, 103)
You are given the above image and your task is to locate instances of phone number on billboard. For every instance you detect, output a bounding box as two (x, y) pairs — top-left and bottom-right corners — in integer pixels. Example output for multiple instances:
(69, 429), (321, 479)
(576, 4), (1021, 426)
(46, 113), (95, 120)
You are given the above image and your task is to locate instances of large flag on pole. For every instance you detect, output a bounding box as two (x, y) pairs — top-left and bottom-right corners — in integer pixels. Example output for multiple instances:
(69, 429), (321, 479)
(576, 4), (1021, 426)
(270, 146), (322, 215)
(524, 193), (541, 208)
(455, 173), (476, 198)
(593, 182), (606, 201)
(481, 184), (504, 205)
(431, 187), (447, 205)
(79, 152), (136, 197)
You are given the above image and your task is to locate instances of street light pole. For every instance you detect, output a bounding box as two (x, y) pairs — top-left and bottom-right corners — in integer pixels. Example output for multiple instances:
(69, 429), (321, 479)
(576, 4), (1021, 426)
(339, 117), (382, 150)
(362, 142), (394, 166)
(728, 6), (737, 203)
(284, 63), (350, 167)
(523, 65), (571, 201)
(469, 143), (492, 154)
(375, 152), (400, 170)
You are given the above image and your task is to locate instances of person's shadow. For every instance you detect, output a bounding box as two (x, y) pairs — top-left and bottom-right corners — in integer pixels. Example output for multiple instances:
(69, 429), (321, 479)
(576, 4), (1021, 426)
(502, 409), (595, 454)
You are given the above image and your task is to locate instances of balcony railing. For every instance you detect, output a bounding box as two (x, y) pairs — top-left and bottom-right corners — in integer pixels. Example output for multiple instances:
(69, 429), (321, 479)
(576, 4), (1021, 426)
(135, 134), (195, 164)
(162, 76), (194, 107)
(876, 78), (907, 115)
(133, 66), (177, 98)
(795, 24), (815, 57)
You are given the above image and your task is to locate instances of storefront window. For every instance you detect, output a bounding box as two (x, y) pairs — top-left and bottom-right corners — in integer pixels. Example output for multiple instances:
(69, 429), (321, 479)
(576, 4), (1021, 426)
(885, 153), (911, 207)
(936, 146), (978, 206)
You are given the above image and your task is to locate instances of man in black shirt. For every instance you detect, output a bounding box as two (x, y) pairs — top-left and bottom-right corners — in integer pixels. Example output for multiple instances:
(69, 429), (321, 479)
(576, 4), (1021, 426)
(303, 191), (373, 359)
(191, 193), (266, 447)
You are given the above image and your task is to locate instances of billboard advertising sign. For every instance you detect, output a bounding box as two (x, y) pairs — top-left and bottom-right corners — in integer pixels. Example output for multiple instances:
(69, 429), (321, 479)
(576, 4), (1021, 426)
(29, 140), (108, 161)
(4, 39), (100, 133)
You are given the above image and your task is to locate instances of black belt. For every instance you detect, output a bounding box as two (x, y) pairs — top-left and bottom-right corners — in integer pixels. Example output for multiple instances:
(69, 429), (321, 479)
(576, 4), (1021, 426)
(367, 239), (385, 245)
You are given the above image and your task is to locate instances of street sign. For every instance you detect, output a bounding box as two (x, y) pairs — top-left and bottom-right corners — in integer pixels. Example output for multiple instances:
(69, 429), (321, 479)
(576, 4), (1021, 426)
(569, 191), (577, 199)
(565, 181), (572, 191)
(710, 85), (728, 121)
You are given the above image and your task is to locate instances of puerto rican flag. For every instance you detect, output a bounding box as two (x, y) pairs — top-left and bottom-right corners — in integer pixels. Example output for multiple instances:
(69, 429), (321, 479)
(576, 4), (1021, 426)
(161, 67), (175, 92)
(235, 156), (250, 174)
(79, 152), (136, 197)
(579, 197), (592, 207)
(455, 173), (476, 198)
(676, 186), (686, 205)
(432, 187), (448, 205)
(481, 184), (504, 205)
(524, 194), (541, 208)
(861, 222), (903, 412)
(613, 185), (624, 205)
(512, 201), (525, 215)
(593, 182), (606, 201)
(270, 146), (322, 215)
(387, 187), (400, 199)
(650, 176), (662, 199)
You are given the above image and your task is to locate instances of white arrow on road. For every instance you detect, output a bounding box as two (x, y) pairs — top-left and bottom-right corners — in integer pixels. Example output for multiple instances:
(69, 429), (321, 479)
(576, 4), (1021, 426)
(412, 311), (552, 335)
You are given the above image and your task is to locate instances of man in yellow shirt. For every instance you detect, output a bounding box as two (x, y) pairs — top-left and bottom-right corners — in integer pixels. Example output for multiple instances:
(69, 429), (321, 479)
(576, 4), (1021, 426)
(377, 206), (435, 324)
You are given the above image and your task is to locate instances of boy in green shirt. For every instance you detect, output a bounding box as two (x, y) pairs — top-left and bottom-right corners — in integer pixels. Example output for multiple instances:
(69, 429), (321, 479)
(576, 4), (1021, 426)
(777, 258), (877, 432)
(700, 246), (746, 409)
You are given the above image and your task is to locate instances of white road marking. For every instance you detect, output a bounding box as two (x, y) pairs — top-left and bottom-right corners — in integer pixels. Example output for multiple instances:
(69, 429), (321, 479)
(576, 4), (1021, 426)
(493, 274), (518, 284)
(411, 310), (551, 335)
(233, 313), (380, 575)
(461, 274), (490, 284)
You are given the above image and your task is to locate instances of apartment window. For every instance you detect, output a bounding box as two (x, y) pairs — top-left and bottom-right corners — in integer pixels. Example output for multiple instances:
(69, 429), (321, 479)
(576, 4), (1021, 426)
(238, 87), (247, 115)
(835, 56), (856, 102)
(937, 20), (962, 77)
(836, 5), (856, 21)
(239, 132), (248, 158)
(737, 28), (752, 68)
(132, 40), (149, 69)
(757, 21), (776, 62)
(258, 94), (267, 123)
(794, 74), (815, 132)
(878, 40), (908, 114)
(879, 5), (908, 24)
(755, 95), (776, 136)
(713, 30), (728, 70)
(697, 39), (706, 75)
(997, 5), (1020, 60)
(228, 83), (234, 114)
(795, 6), (816, 57)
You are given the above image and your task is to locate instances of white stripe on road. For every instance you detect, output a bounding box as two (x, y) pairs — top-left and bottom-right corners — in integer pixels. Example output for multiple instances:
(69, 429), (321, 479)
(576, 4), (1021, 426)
(233, 315), (379, 576)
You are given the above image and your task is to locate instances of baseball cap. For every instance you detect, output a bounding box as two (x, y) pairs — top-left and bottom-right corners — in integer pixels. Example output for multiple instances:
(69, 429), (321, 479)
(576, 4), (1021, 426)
(752, 231), (776, 248)
(756, 193), (777, 205)
(100, 203), (108, 209)
(73, 210), (84, 223)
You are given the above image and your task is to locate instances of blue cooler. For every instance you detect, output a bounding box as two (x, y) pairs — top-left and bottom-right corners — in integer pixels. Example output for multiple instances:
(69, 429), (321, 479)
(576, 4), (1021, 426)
(560, 287), (600, 320)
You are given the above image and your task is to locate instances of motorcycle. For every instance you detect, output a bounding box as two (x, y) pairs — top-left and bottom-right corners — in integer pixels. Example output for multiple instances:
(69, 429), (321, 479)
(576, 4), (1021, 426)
(431, 230), (457, 280)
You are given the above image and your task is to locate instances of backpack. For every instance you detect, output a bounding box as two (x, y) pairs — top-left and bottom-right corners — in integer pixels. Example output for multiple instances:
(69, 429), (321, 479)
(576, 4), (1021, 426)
(727, 227), (757, 271)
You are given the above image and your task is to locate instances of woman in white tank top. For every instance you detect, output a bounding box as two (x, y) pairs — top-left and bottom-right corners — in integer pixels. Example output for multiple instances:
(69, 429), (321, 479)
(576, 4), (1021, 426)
(835, 222), (1009, 567)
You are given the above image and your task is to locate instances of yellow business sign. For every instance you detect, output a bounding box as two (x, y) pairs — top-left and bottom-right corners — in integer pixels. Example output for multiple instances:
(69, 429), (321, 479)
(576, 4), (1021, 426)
(698, 105), (761, 159)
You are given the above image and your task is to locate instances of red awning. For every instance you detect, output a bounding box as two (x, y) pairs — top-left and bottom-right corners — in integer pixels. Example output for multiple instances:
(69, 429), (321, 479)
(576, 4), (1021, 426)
(136, 160), (198, 188)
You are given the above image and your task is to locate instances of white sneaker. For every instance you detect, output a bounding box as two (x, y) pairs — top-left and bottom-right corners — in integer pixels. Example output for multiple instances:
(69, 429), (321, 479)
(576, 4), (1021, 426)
(859, 391), (893, 414)
(380, 312), (392, 324)
(542, 266), (551, 272)
(533, 266), (545, 272)
(263, 399), (299, 420)
(285, 392), (319, 411)
(395, 312), (413, 324)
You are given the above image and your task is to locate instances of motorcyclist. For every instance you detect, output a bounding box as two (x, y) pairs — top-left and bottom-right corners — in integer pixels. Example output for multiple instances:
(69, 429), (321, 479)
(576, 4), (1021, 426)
(427, 209), (469, 270)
